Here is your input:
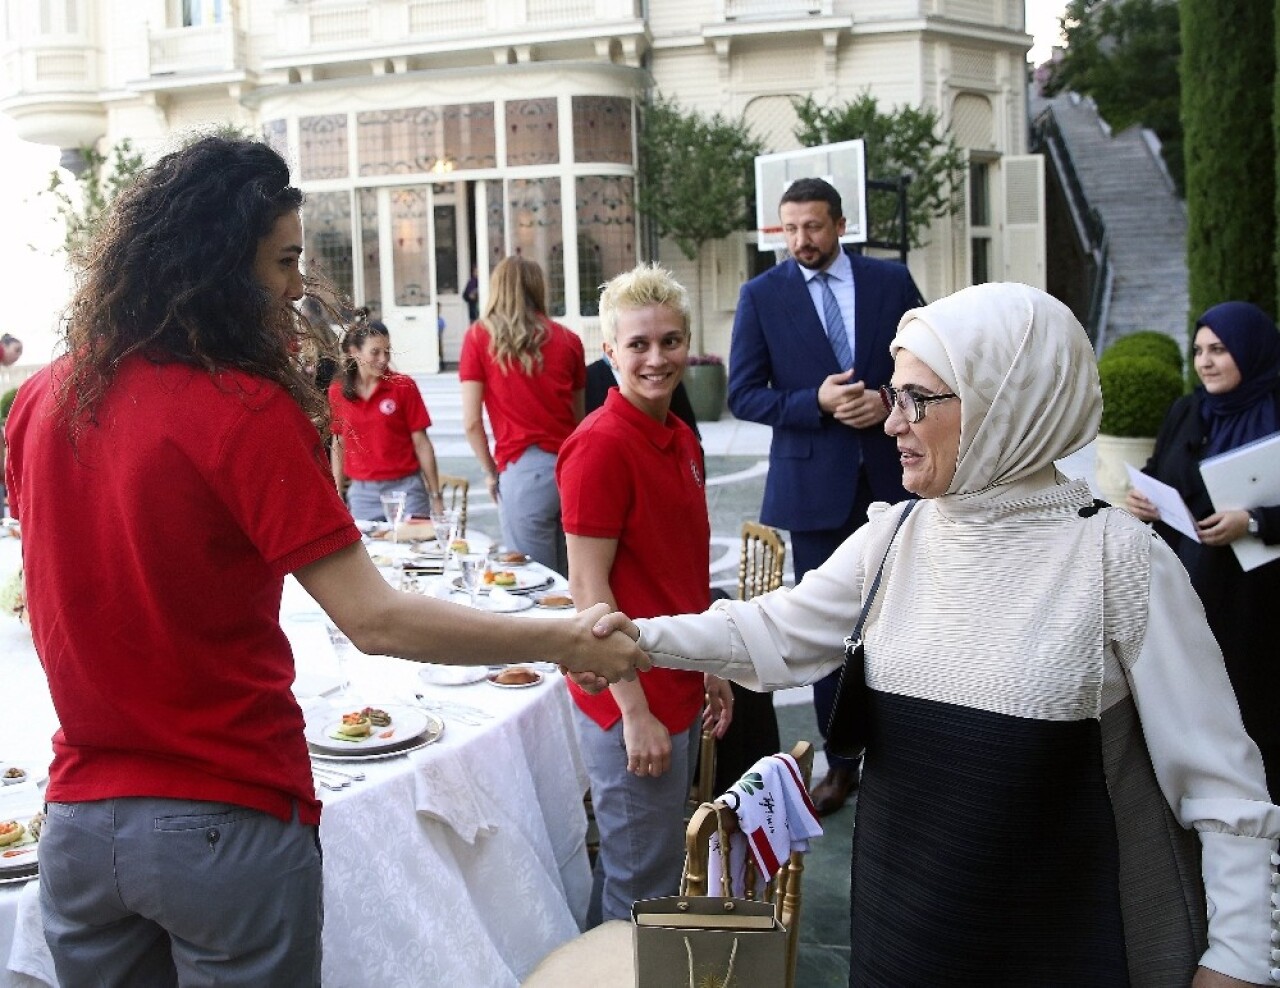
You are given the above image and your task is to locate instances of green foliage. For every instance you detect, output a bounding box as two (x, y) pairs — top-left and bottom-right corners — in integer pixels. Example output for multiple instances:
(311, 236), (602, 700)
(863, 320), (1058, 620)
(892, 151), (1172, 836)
(1044, 0), (1183, 194)
(1098, 331), (1183, 374)
(637, 95), (763, 261)
(0, 388), (16, 421)
(45, 139), (145, 259)
(1183, 0), (1276, 322)
(1098, 355), (1184, 437)
(791, 93), (964, 249)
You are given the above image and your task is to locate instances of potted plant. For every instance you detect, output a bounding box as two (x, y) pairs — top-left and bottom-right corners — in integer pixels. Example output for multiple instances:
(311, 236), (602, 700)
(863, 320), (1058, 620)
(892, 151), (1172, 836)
(1094, 353), (1185, 504)
(683, 353), (726, 422)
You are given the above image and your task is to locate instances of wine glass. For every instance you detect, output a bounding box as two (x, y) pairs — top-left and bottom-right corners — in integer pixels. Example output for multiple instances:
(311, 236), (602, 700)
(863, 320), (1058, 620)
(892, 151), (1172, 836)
(380, 489), (407, 546)
(458, 553), (486, 608)
(430, 508), (458, 568)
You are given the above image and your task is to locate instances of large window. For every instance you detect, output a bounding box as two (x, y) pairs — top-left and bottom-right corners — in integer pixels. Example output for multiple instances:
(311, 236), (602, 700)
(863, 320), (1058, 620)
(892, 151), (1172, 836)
(39, 0), (80, 33)
(180, 0), (223, 27)
(302, 192), (354, 302)
(576, 176), (634, 316)
(505, 99), (559, 166)
(572, 96), (632, 165)
(358, 189), (381, 316)
(509, 178), (564, 317)
(390, 188), (431, 307)
(299, 114), (349, 181)
(357, 104), (496, 176)
(969, 159), (992, 286)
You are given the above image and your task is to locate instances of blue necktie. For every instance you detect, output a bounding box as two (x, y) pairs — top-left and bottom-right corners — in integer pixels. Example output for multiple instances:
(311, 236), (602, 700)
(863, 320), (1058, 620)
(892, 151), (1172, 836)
(817, 272), (853, 370)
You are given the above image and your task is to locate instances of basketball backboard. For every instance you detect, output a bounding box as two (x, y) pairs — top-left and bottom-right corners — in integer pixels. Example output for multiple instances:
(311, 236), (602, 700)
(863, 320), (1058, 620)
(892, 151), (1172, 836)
(754, 140), (867, 251)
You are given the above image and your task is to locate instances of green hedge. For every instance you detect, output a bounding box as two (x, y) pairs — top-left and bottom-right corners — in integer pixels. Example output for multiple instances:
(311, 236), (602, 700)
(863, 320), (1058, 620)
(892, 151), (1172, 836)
(1183, 0), (1276, 322)
(0, 388), (16, 422)
(1098, 331), (1184, 374)
(1099, 355), (1185, 437)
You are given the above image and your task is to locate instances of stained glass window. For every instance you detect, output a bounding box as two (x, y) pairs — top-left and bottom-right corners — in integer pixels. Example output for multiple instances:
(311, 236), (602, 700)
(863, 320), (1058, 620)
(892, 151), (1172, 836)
(505, 98), (559, 166)
(572, 96), (632, 165)
(302, 191), (354, 301)
(485, 179), (506, 271)
(508, 178), (564, 317)
(262, 119), (288, 162)
(357, 104), (496, 176)
(576, 176), (634, 316)
(299, 114), (349, 180)
(358, 189), (381, 316)
(390, 187), (431, 307)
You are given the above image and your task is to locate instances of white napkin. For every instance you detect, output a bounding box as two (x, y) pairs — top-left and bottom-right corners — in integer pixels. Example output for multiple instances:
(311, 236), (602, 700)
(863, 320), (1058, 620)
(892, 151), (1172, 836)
(707, 753), (823, 896)
(10, 878), (55, 985)
(488, 586), (517, 610)
(410, 747), (499, 845)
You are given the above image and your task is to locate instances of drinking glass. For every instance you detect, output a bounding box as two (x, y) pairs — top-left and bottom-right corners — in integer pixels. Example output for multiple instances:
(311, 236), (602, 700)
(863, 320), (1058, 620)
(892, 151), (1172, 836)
(380, 489), (407, 546)
(458, 553), (486, 608)
(430, 508), (458, 568)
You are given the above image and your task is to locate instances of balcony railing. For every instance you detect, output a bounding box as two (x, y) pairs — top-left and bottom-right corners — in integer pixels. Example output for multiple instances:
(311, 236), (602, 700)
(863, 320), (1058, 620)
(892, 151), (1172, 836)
(0, 41), (97, 97)
(274, 0), (639, 56)
(147, 22), (245, 76)
(719, 0), (830, 19)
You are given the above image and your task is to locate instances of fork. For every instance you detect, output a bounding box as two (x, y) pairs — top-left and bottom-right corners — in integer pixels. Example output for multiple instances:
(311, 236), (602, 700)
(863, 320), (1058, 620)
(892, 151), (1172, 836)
(415, 694), (491, 721)
(412, 694), (483, 725)
(311, 762), (366, 782)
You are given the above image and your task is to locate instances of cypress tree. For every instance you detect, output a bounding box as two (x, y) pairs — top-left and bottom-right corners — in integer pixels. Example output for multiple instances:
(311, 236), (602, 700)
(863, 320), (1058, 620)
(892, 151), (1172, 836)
(1182, 0), (1275, 323)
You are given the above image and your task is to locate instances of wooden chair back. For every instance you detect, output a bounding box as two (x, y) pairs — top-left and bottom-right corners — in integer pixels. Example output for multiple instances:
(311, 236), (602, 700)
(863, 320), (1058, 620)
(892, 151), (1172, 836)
(682, 740), (814, 988)
(438, 473), (469, 536)
(739, 521), (786, 601)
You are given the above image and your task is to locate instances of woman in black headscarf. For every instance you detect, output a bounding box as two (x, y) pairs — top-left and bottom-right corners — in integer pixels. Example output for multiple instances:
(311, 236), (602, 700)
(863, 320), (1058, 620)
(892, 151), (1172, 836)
(1126, 301), (1280, 795)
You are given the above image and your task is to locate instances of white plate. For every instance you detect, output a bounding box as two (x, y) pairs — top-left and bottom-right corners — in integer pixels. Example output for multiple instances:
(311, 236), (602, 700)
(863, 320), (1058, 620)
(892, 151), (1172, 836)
(419, 664), (489, 686)
(452, 572), (553, 595)
(486, 668), (544, 689)
(0, 815), (40, 874)
(489, 552), (532, 567)
(309, 725), (444, 762)
(304, 704), (430, 755)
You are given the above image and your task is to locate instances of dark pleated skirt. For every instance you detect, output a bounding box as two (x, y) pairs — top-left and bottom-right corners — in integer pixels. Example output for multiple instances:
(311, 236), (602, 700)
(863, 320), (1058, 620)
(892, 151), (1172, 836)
(848, 689), (1129, 987)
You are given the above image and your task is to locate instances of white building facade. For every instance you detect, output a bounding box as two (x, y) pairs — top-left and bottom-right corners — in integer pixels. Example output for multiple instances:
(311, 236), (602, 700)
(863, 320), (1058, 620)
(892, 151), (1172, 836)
(0, 0), (1038, 373)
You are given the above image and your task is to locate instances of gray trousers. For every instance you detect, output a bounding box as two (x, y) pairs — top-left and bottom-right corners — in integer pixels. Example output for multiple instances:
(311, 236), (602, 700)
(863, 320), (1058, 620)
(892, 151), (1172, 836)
(499, 446), (567, 575)
(347, 472), (431, 522)
(39, 797), (323, 988)
(572, 706), (700, 926)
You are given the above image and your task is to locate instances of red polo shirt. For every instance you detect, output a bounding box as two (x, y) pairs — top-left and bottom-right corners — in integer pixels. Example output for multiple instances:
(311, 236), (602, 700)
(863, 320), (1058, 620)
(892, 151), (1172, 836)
(6, 358), (361, 825)
(458, 318), (586, 471)
(556, 389), (709, 733)
(328, 372), (431, 480)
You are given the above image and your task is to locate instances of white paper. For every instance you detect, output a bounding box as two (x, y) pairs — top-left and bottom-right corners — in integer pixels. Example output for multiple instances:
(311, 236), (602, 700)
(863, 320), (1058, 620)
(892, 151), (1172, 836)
(1200, 432), (1280, 572)
(1125, 465), (1202, 543)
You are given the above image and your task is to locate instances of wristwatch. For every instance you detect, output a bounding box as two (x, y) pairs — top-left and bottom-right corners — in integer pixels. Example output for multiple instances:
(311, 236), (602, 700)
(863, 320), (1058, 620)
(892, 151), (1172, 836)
(1247, 510), (1262, 537)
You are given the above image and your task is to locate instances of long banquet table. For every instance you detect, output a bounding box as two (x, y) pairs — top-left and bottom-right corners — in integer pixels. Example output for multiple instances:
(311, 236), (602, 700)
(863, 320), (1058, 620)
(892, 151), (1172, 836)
(0, 534), (593, 988)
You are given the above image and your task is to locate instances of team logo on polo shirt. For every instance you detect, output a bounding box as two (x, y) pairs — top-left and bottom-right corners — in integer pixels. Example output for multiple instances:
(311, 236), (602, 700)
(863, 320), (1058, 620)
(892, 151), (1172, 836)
(379, 398), (397, 416)
(690, 459), (702, 487)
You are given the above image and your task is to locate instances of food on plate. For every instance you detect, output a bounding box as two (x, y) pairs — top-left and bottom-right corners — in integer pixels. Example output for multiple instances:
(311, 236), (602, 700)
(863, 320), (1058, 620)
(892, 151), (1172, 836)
(26, 811), (44, 841)
(361, 706), (393, 728)
(2, 767), (26, 785)
(336, 711), (372, 738)
(493, 666), (539, 686)
(536, 593), (574, 608)
(0, 821), (25, 847)
(449, 538), (470, 554)
(492, 571), (517, 587)
(499, 551), (529, 564)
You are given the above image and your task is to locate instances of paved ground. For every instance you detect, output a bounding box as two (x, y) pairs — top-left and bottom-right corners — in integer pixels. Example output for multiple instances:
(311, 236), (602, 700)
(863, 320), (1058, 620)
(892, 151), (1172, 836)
(415, 372), (1101, 983)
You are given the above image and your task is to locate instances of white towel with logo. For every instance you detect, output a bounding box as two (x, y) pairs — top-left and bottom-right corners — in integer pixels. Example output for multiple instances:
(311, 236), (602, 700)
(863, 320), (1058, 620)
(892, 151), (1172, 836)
(707, 753), (823, 897)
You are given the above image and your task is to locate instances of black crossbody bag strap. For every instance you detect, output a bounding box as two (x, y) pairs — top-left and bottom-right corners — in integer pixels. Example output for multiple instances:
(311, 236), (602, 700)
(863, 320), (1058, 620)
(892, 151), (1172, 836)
(824, 498), (918, 759)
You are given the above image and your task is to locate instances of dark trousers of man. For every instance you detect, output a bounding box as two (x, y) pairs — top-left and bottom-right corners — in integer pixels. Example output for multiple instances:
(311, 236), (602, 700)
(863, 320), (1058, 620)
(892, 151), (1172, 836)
(790, 470), (875, 787)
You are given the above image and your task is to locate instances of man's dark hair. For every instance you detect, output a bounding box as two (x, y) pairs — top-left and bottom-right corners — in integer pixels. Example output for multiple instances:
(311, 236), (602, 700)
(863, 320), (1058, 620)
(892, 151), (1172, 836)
(779, 177), (843, 221)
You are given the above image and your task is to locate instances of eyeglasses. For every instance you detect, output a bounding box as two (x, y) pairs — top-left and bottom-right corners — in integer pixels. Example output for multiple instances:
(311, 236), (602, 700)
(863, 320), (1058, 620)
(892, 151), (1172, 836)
(879, 385), (958, 424)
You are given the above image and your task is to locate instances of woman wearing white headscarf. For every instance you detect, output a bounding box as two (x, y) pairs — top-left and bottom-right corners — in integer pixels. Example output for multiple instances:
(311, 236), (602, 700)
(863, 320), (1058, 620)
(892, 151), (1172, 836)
(596, 283), (1280, 987)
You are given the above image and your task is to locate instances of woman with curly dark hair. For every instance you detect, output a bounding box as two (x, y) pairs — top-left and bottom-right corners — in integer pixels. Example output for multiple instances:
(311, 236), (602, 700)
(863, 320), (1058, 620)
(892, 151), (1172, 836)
(3, 135), (643, 987)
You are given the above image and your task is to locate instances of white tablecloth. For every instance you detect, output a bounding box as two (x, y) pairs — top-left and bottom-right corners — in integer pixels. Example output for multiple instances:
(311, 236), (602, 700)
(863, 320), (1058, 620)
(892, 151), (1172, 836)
(0, 538), (592, 988)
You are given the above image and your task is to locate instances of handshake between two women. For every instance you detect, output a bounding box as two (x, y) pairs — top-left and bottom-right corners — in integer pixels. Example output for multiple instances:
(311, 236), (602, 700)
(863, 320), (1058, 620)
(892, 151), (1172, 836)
(558, 607), (644, 694)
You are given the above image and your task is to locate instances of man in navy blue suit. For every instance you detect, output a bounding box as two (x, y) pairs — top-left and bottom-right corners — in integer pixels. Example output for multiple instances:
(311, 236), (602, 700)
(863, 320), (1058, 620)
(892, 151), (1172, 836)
(729, 178), (922, 814)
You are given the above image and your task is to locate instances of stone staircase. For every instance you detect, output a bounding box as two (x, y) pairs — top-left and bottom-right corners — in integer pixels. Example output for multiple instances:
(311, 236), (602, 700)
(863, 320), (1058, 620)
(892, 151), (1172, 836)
(1031, 91), (1188, 350)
